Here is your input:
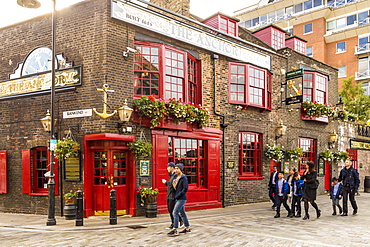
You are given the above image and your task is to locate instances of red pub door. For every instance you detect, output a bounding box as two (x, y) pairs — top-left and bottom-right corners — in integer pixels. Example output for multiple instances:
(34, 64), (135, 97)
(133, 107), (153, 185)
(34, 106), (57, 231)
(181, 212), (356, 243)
(92, 150), (128, 215)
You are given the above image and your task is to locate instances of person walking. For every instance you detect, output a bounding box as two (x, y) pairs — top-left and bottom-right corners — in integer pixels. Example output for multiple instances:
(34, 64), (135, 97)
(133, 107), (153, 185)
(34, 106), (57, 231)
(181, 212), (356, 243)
(329, 177), (343, 215)
(167, 163), (191, 237)
(301, 161), (321, 220)
(268, 166), (279, 209)
(338, 159), (360, 216)
(291, 172), (304, 218)
(274, 171), (293, 218)
(162, 162), (183, 229)
(286, 168), (296, 204)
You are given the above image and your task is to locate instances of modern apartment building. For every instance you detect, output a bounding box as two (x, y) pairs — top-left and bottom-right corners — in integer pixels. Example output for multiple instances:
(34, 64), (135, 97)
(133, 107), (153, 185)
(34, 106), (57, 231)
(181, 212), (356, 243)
(234, 0), (370, 93)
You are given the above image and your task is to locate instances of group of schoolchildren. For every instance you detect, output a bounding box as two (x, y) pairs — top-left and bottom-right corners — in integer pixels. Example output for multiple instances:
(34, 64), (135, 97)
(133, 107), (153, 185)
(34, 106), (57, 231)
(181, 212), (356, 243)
(270, 167), (345, 218)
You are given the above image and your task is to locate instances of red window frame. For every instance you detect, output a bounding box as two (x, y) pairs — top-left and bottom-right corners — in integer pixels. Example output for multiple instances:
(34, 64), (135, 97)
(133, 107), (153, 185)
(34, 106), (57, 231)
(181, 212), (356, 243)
(22, 147), (59, 196)
(229, 62), (272, 111)
(272, 28), (285, 50)
(298, 138), (317, 173)
(168, 137), (206, 188)
(302, 71), (328, 104)
(0, 151), (7, 194)
(219, 16), (237, 36)
(346, 148), (358, 169)
(239, 132), (263, 178)
(134, 41), (202, 105)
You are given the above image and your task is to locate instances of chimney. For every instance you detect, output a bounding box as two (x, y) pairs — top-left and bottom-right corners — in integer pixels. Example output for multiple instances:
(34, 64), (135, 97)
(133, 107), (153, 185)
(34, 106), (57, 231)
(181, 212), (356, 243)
(150, 0), (190, 17)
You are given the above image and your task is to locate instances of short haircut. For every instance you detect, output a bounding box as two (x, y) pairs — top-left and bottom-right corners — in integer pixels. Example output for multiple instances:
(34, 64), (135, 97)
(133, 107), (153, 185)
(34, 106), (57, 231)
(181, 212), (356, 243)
(293, 172), (299, 178)
(278, 171), (284, 175)
(332, 177), (338, 182)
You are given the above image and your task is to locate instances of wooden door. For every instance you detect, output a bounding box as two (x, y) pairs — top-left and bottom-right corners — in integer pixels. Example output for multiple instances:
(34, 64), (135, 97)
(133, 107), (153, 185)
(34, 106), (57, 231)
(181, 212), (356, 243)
(93, 150), (128, 214)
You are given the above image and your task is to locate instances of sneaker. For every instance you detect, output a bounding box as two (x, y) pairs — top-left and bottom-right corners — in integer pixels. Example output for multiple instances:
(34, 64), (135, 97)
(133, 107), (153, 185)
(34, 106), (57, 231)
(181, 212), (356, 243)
(167, 229), (178, 237)
(179, 228), (191, 234)
(166, 224), (173, 229)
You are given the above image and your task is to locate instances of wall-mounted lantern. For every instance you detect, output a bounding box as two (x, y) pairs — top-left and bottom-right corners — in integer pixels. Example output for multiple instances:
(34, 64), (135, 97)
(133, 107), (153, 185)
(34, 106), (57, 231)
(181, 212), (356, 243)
(117, 99), (133, 122)
(328, 132), (338, 149)
(275, 121), (287, 139)
(40, 110), (52, 132)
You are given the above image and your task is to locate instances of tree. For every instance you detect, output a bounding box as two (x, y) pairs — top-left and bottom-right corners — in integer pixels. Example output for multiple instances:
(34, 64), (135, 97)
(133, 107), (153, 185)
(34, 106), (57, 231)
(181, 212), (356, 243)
(339, 76), (370, 123)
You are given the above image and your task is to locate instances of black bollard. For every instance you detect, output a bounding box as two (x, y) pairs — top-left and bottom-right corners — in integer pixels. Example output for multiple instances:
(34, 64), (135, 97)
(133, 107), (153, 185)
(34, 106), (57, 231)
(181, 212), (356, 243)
(75, 190), (84, 226)
(110, 189), (117, 225)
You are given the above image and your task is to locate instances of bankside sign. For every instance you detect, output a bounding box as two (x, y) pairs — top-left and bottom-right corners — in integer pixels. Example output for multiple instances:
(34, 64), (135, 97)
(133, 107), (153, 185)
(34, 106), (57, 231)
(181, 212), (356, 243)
(111, 0), (271, 70)
(63, 109), (92, 119)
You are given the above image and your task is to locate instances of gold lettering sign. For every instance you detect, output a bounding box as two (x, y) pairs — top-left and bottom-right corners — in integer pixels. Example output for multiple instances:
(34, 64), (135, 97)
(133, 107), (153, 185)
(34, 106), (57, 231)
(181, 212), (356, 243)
(65, 156), (81, 181)
(0, 67), (80, 98)
(350, 140), (370, 150)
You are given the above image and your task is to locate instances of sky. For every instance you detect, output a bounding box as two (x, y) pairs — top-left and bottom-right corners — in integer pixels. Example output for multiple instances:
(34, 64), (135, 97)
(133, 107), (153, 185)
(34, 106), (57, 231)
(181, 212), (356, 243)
(0, 0), (260, 28)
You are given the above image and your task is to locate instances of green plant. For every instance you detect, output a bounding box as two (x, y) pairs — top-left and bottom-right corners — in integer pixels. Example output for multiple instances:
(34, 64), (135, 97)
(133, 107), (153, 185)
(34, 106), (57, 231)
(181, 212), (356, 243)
(128, 140), (153, 157)
(333, 151), (350, 162)
(265, 144), (284, 162)
(55, 138), (79, 160)
(286, 147), (303, 162)
(320, 150), (334, 161)
(302, 101), (335, 117)
(138, 186), (159, 204)
(134, 95), (167, 128)
(64, 191), (76, 198)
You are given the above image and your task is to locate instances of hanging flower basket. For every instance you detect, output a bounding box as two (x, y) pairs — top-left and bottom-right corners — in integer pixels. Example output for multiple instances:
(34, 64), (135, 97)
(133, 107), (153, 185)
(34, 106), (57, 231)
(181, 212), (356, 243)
(265, 144), (284, 162)
(333, 151), (350, 162)
(319, 150), (334, 161)
(55, 138), (79, 160)
(286, 148), (303, 162)
(128, 140), (153, 157)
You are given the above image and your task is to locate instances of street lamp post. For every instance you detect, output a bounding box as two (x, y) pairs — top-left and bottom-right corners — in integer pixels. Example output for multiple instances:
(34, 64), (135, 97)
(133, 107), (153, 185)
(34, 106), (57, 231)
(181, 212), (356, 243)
(17, 0), (57, 226)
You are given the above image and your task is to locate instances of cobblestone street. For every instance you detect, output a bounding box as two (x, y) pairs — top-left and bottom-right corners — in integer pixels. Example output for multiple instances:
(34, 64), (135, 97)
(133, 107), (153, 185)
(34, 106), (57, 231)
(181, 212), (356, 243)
(0, 193), (369, 246)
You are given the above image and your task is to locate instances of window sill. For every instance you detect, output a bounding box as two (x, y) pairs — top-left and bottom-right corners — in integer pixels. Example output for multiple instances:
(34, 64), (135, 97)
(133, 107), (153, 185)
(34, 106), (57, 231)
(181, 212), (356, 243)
(303, 31), (313, 35)
(29, 192), (48, 196)
(238, 176), (265, 180)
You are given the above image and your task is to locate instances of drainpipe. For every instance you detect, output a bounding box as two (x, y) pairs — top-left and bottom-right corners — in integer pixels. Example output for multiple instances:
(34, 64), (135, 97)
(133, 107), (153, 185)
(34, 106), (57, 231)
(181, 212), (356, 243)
(212, 54), (226, 207)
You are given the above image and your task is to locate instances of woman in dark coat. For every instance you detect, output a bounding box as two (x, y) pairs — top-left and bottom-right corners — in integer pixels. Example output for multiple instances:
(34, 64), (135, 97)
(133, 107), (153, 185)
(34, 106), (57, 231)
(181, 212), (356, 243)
(301, 161), (321, 220)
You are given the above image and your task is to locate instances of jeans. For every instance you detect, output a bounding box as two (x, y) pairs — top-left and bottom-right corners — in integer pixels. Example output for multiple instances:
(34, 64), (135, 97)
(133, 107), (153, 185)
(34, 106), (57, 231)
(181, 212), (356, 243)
(342, 186), (358, 214)
(332, 198), (342, 213)
(269, 186), (276, 205)
(173, 199), (190, 229)
(275, 195), (291, 215)
(167, 199), (182, 225)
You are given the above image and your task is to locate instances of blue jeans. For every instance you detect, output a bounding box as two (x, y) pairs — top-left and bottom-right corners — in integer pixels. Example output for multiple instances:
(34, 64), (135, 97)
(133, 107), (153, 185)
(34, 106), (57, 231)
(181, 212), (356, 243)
(173, 199), (190, 229)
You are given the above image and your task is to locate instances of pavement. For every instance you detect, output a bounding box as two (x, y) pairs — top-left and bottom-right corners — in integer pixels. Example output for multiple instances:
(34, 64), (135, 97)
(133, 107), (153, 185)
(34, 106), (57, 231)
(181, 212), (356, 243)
(0, 193), (369, 246)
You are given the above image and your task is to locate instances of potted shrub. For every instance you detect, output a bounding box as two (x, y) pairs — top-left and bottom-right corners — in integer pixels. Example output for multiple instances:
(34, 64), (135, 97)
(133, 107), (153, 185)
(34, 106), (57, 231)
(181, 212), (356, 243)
(286, 147), (303, 162)
(265, 143), (284, 162)
(138, 186), (159, 218)
(64, 191), (77, 220)
(128, 140), (153, 157)
(64, 191), (77, 204)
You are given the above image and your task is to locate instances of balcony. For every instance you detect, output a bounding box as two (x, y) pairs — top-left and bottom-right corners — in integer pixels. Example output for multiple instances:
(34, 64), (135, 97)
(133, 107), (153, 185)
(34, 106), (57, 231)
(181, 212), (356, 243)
(355, 70), (370, 81)
(356, 124), (370, 138)
(355, 43), (370, 56)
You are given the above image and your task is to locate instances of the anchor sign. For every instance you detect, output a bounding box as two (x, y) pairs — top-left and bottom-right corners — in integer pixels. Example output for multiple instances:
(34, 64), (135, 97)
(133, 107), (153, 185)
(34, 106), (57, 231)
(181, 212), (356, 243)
(93, 84), (117, 119)
(287, 79), (302, 97)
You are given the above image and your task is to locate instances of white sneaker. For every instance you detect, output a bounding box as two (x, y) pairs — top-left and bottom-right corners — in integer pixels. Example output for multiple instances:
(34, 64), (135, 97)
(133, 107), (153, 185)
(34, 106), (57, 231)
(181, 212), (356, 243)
(179, 223), (184, 228)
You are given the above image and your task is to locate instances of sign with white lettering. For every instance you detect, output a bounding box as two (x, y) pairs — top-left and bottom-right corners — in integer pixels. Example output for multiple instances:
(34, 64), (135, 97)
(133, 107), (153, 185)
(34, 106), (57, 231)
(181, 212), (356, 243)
(111, 0), (271, 70)
(63, 109), (92, 119)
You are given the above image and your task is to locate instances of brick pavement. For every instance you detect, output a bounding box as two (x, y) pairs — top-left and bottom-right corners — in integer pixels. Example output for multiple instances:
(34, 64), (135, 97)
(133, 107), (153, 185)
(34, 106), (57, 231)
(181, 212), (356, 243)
(0, 193), (369, 246)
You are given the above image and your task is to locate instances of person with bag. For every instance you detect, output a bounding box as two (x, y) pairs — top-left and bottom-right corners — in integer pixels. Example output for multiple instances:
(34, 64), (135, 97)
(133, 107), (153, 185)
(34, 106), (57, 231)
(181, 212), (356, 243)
(301, 161), (321, 220)
(291, 172), (304, 218)
(338, 158), (360, 216)
(274, 171), (293, 218)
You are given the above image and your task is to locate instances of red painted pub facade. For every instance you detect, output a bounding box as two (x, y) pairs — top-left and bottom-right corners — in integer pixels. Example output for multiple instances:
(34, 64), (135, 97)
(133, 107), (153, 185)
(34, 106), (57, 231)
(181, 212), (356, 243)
(0, 0), (342, 217)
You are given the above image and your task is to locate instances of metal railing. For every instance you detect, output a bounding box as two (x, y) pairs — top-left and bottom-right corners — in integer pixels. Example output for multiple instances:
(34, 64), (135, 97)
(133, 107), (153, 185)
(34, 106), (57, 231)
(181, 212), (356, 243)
(355, 70), (370, 80)
(357, 124), (370, 138)
(355, 43), (370, 54)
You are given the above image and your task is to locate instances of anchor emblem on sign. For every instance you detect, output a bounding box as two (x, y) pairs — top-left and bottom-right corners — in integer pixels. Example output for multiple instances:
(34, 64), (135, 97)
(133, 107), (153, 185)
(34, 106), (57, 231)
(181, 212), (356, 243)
(93, 84), (117, 119)
(287, 79), (302, 97)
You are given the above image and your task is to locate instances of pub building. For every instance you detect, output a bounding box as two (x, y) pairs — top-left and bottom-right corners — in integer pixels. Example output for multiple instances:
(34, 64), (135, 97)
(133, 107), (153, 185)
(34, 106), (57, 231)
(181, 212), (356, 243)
(1, 0), (363, 218)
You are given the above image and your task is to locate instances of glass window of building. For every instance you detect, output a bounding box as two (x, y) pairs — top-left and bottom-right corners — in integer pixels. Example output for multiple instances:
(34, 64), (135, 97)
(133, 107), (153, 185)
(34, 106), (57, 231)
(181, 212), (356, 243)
(304, 23), (313, 34)
(299, 138), (317, 173)
(362, 82), (370, 95)
(306, 46), (313, 56)
(358, 36), (369, 52)
(337, 66), (346, 78)
(239, 132), (262, 178)
(336, 41), (346, 53)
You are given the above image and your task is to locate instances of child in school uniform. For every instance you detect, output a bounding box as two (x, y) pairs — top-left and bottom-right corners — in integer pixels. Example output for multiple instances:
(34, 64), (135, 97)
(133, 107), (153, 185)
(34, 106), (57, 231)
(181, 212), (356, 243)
(291, 172), (304, 218)
(330, 177), (343, 215)
(274, 171), (293, 218)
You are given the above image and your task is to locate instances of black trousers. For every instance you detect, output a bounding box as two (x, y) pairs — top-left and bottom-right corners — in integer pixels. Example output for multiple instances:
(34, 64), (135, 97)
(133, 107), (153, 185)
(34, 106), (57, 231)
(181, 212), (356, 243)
(291, 195), (302, 215)
(342, 186), (358, 214)
(167, 199), (182, 225)
(269, 186), (276, 205)
(275, 195), (291, 215)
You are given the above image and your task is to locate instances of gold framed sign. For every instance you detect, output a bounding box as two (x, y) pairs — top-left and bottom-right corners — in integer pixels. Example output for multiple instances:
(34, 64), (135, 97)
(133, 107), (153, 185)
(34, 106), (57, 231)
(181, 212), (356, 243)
(139, 160), (150, 176)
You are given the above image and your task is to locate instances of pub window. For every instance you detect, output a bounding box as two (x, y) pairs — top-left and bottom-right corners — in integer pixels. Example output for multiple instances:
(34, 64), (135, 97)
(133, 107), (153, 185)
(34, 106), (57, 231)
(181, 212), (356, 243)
(302, 71), (328, 104)
(239, 132), (262, 178)
(134, 41), (201, 105)
(168, 137), (205, 187)
(229, 62), (272, 110)
(22, 147), (59, 196)
(298, 138), (317, 173)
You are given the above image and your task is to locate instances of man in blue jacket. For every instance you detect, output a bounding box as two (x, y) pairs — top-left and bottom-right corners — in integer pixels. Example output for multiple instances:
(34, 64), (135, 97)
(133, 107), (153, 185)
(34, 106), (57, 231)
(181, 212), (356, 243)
(338, 159), (360, 216)
(274, 171), (293, 218)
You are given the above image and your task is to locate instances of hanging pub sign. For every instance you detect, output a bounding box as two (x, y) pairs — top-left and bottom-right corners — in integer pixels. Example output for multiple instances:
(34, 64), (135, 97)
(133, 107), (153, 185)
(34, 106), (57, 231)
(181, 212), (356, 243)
(64, 154), (81, 181)
(285, 68), (303, 105)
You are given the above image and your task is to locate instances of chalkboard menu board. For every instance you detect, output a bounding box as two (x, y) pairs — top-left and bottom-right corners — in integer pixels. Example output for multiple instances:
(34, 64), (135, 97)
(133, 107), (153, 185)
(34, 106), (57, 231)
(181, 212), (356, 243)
(64, 155), (81, 181)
